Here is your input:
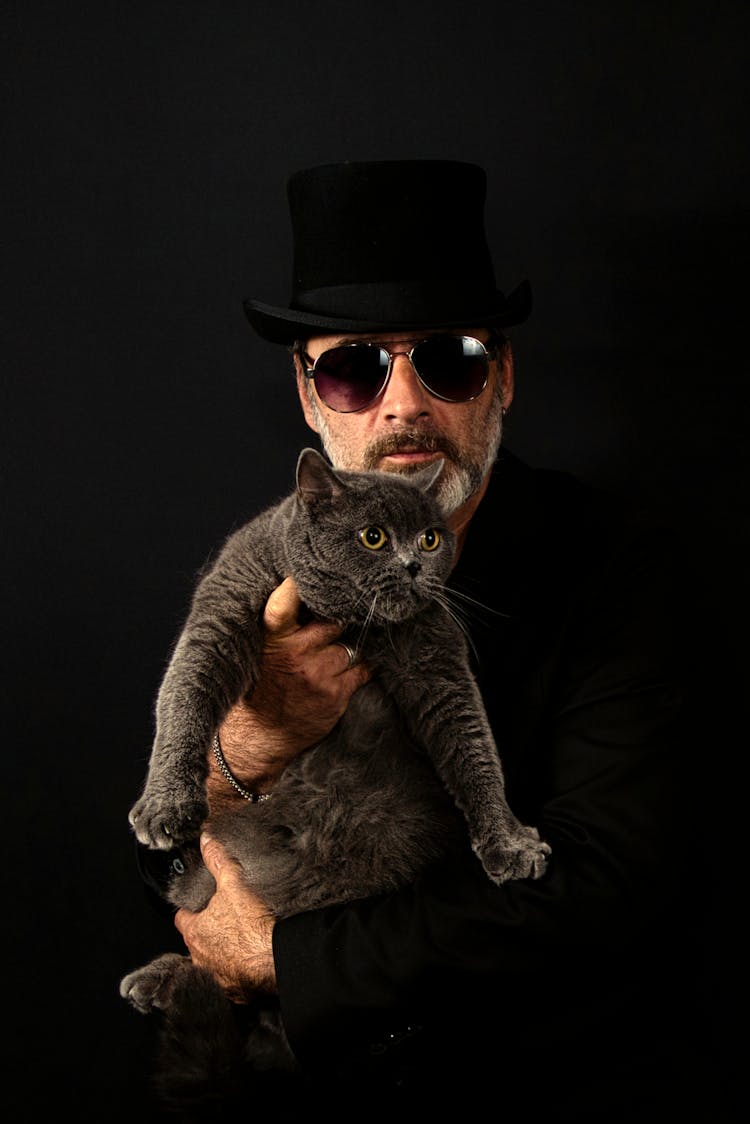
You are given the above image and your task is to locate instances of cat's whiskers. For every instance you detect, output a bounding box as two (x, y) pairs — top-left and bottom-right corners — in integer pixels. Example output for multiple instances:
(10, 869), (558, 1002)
(420, 577), (511, 664)
(350, 591), (378, 654)
(427, 584), (481, 663)
(444, 585), (512, 623)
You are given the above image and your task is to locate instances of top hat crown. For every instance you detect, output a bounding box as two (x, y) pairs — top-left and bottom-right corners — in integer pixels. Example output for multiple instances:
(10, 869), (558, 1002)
(244, 160), (531, 344)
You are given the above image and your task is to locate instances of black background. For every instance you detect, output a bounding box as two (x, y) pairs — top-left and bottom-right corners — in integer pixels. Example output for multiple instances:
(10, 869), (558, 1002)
(4, 1), (747, 1116)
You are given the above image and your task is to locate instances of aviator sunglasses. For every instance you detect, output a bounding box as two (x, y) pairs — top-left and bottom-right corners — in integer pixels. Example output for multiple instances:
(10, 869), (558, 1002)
(300, 333), (504, 413)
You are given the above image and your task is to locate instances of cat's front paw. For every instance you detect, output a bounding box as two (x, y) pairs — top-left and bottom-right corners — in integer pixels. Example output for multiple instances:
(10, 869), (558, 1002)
(128, 784), (208, 849)
(476, 826), (551, 884)
(120, 952), (189, 1014)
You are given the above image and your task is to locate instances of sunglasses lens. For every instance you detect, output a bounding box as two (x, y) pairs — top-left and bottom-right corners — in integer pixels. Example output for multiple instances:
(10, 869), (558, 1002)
(413, 336), (489, 402)
(312, 346), (390, 412)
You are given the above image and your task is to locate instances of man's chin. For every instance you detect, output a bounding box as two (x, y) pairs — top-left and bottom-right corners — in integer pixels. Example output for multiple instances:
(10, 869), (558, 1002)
(366, 453), (476, 513)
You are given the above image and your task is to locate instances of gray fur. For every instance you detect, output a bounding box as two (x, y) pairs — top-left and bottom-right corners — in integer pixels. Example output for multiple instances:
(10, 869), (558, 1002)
(120, 448), (550, 1107)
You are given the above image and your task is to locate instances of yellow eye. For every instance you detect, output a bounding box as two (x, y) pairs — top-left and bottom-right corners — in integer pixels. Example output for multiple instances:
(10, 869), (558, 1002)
(358, 525), (389, 550)
(419, 528), (441, 552)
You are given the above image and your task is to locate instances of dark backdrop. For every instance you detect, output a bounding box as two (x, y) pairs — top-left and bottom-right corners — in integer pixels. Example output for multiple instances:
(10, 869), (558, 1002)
(3, 2), (746, 1117)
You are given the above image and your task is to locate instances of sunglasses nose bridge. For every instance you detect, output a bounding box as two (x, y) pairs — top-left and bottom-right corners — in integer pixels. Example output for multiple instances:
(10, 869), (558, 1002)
(381, 347), (434, 404)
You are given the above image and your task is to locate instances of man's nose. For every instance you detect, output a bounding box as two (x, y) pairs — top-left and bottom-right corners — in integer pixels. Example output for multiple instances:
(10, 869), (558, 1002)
(380, 353), (431, 418)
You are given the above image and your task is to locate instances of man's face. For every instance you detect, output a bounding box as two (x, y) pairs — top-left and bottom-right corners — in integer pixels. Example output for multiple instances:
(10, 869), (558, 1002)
(295, 327), (514, 516)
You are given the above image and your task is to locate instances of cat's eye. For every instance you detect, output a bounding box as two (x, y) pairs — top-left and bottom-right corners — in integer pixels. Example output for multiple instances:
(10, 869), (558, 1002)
(358, 525), (389, 550)
(419, 529), (441, 552)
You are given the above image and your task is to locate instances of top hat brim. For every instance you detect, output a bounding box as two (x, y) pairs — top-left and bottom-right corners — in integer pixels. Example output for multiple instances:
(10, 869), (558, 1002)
(243, 279), (532, 346)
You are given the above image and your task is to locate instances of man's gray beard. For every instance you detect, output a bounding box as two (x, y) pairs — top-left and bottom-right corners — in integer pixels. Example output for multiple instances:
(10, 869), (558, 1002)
(308, 388), (504, 516)
(433, 398), (503, 514)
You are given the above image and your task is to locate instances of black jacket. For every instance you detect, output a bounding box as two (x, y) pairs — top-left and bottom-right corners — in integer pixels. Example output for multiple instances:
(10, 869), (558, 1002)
(271, 450), (713, 1120)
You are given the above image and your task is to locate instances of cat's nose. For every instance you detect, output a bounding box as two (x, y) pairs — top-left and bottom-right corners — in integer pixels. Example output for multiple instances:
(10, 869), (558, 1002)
(406, 559), (421, 577)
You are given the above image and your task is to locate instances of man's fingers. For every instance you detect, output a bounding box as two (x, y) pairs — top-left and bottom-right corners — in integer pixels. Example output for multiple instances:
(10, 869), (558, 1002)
(262, 577), (302, 637)
(200, 831), (232, 880)
(263, 577), (345, 648)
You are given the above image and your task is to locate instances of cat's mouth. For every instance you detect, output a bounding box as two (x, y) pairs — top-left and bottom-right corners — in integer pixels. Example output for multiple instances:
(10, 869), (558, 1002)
(369, 587), (434, 624)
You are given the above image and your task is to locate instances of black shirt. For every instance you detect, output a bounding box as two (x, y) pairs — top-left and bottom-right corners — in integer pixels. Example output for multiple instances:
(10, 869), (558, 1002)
(271, 450), (713, 1120)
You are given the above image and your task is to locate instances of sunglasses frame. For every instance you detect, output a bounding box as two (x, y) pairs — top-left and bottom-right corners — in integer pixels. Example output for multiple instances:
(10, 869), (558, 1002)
(300, 333), (504, 414)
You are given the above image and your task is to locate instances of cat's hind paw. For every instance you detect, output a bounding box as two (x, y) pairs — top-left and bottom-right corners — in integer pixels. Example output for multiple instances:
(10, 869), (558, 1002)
(120, 952), (189, 1014)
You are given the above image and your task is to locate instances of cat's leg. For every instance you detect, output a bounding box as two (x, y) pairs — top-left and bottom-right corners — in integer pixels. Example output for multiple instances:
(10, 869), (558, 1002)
(390, 660), (552, 885)
(128, 729), (210, 850)
(431, 727), (551, 884)
(129, 585), (266, 848)
(122, 955), (300, 1113)
(128, 658), (224, 848)
(123, 954), (257, 1114)
(442, 730), (552, 884)
(120, 951), (194, 1013)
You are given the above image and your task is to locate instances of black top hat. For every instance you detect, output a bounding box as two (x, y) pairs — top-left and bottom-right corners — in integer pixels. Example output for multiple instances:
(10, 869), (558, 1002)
(243, 160), (531, 344)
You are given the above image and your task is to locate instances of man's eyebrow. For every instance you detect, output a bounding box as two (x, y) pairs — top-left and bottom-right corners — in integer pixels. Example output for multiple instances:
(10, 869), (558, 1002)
(328, 335), (432, 347)
(305, 337), (364, 350)
(331, 336), (390, 345)
(311, 331), (486, 352)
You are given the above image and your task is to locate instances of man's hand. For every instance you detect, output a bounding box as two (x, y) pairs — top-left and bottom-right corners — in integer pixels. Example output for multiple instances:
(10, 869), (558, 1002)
(174, 833), (276, 1002)
(207, 576), (370, 811)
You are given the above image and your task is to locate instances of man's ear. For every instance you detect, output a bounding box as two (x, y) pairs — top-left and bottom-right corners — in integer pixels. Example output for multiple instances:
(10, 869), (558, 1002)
(499, 341), (515, 410)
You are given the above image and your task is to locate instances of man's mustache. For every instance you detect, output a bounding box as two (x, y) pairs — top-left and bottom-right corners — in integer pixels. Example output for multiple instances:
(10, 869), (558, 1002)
(364, 429), (461, 468)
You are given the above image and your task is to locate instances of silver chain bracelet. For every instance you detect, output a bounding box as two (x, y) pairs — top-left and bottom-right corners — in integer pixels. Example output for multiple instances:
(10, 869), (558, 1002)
(211, 733), (271, 803)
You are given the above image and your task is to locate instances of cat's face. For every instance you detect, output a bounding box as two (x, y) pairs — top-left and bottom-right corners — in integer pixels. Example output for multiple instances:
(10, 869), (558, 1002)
(286, 449), (456, 625)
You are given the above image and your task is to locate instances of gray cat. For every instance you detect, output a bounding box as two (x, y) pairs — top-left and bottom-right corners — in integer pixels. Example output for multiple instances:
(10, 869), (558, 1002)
(121, 447), (550, 1111)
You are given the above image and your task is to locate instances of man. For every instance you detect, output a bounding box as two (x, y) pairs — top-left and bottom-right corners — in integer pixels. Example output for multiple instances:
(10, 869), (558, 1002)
(162, 162), (710, 1118)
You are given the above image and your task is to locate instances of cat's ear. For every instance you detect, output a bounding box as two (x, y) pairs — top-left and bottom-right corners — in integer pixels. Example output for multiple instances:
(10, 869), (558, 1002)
(409, 457), (445, 496)
(296, 447), (346, 505)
